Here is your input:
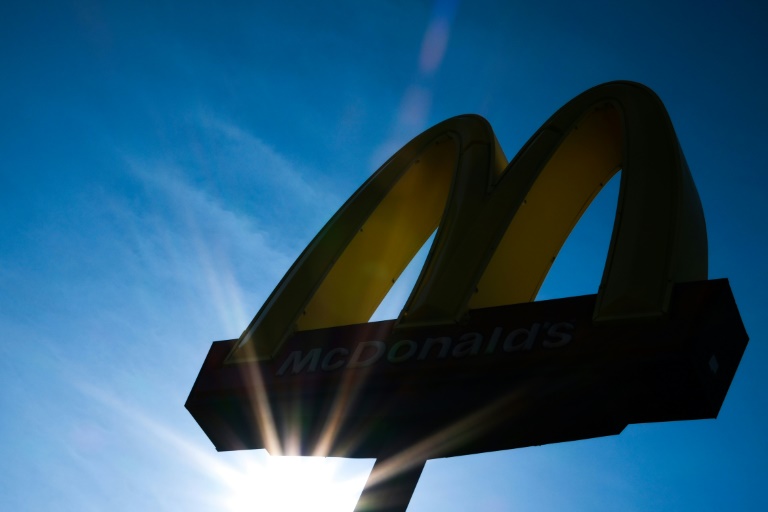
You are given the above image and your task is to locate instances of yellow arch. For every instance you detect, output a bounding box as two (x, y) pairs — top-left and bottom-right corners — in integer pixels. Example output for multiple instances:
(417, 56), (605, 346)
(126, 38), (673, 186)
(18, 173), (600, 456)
(230, 81), (707, 362)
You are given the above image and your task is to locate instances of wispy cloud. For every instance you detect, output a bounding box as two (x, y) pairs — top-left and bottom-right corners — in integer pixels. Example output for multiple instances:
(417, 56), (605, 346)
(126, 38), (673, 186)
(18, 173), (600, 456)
(110, 115), (346, 337)
(202, 117), (336, 210)
(116, 160), (292, 337)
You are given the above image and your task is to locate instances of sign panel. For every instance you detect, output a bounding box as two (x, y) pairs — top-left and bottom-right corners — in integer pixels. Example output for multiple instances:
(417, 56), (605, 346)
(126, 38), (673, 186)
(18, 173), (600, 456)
(187, 279), (746, 459)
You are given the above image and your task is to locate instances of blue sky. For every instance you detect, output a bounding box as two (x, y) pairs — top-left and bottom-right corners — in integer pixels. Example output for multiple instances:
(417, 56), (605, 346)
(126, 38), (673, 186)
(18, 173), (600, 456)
(1, 0), (766, 510)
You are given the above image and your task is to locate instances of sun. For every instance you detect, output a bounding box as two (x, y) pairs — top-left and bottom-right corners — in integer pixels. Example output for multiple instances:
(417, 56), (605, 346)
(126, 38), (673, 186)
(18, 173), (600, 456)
(218, 453), (373, 512)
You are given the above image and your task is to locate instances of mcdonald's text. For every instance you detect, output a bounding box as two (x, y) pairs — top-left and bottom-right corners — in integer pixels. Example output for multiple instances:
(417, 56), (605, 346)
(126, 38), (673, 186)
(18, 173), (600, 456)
(276, 322), (575, 376)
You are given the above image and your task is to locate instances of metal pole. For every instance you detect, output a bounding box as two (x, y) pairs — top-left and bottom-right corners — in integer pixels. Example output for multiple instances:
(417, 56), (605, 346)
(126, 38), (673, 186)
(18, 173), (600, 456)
(353, 458), (426, 512)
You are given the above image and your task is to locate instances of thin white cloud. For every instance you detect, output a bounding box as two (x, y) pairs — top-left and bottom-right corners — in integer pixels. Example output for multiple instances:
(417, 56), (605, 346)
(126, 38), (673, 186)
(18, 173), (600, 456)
(111, 114), (348, 338)
(114, 155), (295, 337)
(200, 115), (342, 214)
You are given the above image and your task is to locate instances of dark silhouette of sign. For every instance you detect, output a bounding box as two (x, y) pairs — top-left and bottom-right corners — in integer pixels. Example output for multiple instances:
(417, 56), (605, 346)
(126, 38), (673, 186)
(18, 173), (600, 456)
(189, 279), (745, 457)
(186, 82), (748, 512)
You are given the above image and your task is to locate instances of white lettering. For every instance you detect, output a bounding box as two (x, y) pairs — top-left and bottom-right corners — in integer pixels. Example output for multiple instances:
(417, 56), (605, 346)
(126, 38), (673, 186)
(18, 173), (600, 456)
(388, 339), (418, 363)
(274, 320), (576, 376)
(277, 348), (322, 376)
(348, 340), (386, 368)
(321, 347), (349, 371)
(453, 332), (482, 357)
(484, 327), (503, 354)
(503, 323), (541, 352)
(418, 337), (451, 360)
(542, 322), (574, 348)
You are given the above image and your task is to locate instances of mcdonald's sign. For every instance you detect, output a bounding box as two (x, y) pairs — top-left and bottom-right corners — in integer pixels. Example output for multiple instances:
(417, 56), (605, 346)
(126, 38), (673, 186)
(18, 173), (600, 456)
(186, 81), (747, 510)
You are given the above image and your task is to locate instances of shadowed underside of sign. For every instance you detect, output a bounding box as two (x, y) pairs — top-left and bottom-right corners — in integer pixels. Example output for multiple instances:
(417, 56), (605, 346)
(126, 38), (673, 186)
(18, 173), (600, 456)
(185, 81), (748, 512)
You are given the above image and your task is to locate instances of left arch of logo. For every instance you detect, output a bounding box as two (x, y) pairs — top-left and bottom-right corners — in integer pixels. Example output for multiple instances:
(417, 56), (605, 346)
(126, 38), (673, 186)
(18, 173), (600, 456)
(230, 81), (707, 362)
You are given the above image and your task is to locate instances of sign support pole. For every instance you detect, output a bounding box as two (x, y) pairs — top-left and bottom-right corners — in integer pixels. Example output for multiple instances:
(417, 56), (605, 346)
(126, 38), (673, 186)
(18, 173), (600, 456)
(353, 457), (426, 512)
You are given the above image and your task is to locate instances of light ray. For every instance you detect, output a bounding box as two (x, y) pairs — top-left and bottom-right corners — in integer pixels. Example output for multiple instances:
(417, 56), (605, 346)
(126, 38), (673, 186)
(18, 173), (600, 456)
(364, 386), (529, 488)
(75, 380), (369, 510)
(236, 348), (283, 455)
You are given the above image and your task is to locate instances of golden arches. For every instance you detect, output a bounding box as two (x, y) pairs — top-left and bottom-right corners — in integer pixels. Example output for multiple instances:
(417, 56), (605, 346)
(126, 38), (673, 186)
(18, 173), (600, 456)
(229, 81), (707, 362)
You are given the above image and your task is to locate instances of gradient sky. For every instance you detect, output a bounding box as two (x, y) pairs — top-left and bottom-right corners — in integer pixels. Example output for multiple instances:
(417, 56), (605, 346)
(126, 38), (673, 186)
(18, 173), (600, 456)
(1, 1), (767, 511)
